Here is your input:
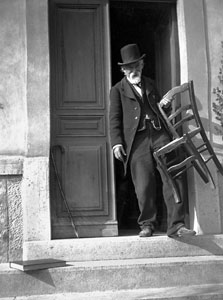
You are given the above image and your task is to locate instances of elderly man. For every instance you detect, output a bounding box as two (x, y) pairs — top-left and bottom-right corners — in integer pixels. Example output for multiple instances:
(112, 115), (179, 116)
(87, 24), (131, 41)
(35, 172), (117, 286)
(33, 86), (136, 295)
(109, 43), (196, 238)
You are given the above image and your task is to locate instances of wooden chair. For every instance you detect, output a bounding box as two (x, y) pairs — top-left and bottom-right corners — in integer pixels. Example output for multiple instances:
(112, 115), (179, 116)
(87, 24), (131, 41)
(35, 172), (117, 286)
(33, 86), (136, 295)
(153, 80), (223, 203)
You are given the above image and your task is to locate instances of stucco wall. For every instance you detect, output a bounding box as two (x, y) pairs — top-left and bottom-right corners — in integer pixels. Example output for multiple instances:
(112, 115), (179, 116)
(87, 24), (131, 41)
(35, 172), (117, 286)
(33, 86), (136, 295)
(0, 0), (50, 156)
(206, 0), (223, 148)
(26, 0), (50, 157)
(180, 0), (223, 150)
(22, 0), (51, 242)
(0, 160), (23, 262)
(0, 0), (26, 263)
(0, 0), (27, 155)
(0, 0), (50, 261)
(205, 0), (223, 233)
(177, 0), (223, 234)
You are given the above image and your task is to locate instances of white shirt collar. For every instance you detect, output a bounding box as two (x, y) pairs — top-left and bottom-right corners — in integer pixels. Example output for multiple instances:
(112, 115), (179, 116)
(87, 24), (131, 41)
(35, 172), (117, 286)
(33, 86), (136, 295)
(126, 77), (142, 96)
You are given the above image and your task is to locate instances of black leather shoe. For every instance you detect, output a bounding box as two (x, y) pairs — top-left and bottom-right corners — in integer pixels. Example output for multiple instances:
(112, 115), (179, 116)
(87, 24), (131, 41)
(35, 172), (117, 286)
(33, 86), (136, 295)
(170, 226), (196, 238)
(139, 227), (153, 237)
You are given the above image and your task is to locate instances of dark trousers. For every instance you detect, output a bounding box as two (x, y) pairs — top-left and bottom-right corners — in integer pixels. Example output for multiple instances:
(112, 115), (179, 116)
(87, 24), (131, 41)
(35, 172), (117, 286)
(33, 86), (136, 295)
(129, 123), (185, 236)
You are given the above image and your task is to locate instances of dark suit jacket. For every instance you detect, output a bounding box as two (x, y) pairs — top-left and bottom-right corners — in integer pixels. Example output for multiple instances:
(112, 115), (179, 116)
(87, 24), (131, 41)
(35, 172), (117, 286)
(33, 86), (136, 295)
(109, 75), (172, 173)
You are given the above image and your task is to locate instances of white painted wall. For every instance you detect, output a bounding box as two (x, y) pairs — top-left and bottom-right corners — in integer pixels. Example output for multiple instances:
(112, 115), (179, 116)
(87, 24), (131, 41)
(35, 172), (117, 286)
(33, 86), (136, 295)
(0, 0), (27, 155)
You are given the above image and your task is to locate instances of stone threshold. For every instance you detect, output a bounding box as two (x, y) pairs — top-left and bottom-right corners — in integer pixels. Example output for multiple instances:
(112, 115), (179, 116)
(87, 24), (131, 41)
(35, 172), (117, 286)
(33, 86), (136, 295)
(23, 233), (223, 262)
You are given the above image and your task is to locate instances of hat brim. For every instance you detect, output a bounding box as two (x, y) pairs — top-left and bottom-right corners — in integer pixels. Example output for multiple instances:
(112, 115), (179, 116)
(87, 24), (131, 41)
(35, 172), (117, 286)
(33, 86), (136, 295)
(117, 54), (146, 66)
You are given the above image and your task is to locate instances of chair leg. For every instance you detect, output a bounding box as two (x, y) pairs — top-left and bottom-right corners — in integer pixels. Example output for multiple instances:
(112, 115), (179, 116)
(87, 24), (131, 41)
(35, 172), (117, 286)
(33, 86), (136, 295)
(185, 137), (216, 188)
(201, 135), (223, 177)
(191, 160), (212, 184)
(212, 154), (223, 176)
(153, 153), (182, 204)
(168, 176), (182, 204)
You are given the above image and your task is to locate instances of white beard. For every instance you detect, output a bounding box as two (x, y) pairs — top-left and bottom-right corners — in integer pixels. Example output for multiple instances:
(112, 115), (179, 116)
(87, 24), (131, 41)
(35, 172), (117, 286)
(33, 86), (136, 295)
(127, 71), (141, 85)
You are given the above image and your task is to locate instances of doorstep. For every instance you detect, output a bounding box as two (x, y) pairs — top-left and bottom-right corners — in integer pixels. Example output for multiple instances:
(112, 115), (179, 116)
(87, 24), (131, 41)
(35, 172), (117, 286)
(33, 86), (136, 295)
(23, 234), (223, 262)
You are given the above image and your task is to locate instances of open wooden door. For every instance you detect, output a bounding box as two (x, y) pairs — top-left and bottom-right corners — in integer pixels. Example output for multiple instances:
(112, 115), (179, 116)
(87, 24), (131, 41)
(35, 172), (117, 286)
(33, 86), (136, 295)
(155, 5), (180, 95)
(49, 0), (117, 238)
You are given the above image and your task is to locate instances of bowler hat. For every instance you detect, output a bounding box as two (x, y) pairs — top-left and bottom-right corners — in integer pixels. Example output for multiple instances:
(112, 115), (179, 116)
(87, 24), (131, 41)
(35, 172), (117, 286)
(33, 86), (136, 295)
(118, 44), (146, 66)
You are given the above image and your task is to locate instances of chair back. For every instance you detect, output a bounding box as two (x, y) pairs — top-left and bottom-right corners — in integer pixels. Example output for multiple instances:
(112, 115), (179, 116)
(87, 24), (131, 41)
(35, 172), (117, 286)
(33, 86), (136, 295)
(157, 80), (223, 189)
(159, 80), (202, 141)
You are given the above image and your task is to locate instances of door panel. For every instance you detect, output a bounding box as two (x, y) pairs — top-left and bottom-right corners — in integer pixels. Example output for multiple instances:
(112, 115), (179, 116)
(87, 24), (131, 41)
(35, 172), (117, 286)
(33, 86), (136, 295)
(50, 0), (117, 238)
(55, 143), (108, 217)
(56, 5), (104, 109)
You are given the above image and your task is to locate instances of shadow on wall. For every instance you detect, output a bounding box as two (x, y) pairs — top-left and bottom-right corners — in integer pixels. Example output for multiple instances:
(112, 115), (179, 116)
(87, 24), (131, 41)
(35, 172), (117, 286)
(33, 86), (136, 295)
(174, 234), (223, 256)
(190, 95), (223, 145)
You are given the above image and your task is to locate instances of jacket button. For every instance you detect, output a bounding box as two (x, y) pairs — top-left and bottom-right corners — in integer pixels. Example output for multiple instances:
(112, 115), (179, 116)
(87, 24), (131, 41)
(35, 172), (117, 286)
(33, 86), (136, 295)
(134, 107), (137, 110)
(135, 117), (138, 119)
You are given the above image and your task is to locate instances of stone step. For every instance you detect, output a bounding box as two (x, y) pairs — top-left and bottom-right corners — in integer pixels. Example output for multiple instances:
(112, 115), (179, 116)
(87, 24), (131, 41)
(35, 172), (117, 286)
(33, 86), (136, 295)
(23, 234), (223, 261)
(2, 284), (223, 300)
(1, 256), (223, 298)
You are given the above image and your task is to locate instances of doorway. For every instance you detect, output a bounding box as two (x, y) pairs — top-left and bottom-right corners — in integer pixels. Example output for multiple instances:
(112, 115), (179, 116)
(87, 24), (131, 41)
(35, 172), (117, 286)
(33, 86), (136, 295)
(49, 0), (183, 239)
(109, 0), (180, 235)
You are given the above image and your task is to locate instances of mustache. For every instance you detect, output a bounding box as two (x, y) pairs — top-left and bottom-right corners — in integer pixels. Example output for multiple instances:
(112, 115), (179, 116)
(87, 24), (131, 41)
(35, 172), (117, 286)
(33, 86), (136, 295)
(131, 73), (141, 79)
(131, 70), (141, 76)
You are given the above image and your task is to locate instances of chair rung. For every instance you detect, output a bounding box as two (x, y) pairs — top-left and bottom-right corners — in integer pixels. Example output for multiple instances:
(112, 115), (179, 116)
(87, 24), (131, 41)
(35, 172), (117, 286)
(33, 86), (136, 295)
(169, 104), (191, 121)
(197, 143), (208, 152)
(205, 155), (214, 163)
(187, 128), (202, 138)
(174, 115), (195, 130)
(199, 148), (208, 155)
(167, 156), (195, 173)
(172, 165), (193, 179)
(197, 142), (206, 149)
(155, 137), (187, 156)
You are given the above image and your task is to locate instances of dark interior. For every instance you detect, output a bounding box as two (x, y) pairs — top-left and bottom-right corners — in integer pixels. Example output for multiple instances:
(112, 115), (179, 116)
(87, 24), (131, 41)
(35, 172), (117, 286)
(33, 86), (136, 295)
(110, 1), (175, 234)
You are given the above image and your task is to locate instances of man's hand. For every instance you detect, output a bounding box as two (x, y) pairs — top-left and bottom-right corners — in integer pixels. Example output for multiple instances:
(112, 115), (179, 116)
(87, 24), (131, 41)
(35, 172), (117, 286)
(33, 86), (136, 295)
(159, 97), (172, 108)
(113, 145), (126, 162)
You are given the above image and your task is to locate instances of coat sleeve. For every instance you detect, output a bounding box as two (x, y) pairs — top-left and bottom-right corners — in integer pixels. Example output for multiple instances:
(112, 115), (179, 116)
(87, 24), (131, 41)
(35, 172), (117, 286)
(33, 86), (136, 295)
(109, 85), (125, 148)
